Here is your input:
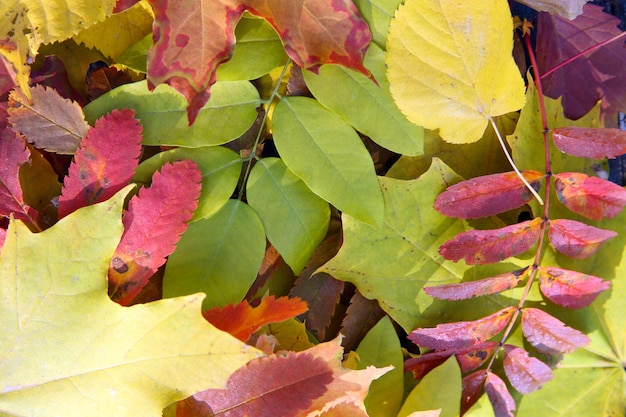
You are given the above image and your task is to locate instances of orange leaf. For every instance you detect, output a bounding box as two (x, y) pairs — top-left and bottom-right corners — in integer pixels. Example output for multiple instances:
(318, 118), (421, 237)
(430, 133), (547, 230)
(548, 218), (616, 259)
(554, 172), (626, 220)
(538, 266), (610, 309)
(424, 268), (527, 300)
(552, 127), (626, 159)
(521, 308), (590, 355)
(503, 345), (553, 394)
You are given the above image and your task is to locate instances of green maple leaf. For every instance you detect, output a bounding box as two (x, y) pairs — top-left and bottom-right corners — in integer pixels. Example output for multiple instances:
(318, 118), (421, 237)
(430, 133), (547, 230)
(0, 187), (261, 417)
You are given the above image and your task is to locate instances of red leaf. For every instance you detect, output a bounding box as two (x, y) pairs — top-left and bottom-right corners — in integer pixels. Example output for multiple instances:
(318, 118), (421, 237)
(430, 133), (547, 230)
(29, 56), (87, 106)
(537, 4), (626, 125)
(405, 342), (498, 379)
(521, 308), (590, 355)
(439, 218), (542, 265)
(548, 218), (616, 259)
(554, 172), (626, 220)
(552, 127), (626, 160)
(57, 109), (142, 218)
(108, 160), (201, 305)
(484, 372), (516, 417)
(409, 307), (515, 351)
(461, 371), (486, 415)
(0, 127), (37, 223)
(424, 268), (527, 300)
(503, 345), (554, 395)
(538, 266), (610, 309)
(0, 56), (17, 97)
(202, 296), (309, 342)
(434, 171), (543, 219)
(148, 0), (372, 123)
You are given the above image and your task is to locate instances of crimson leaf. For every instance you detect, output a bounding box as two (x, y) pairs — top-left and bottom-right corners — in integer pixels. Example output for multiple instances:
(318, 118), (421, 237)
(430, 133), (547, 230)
(0, 128), (37, 224)
(548, 218), (616, 259)
(554, 171), (626, 220)
(538, 266), (610, 309)
(424, 268), (527, 300)
(521, 308), (590, 355)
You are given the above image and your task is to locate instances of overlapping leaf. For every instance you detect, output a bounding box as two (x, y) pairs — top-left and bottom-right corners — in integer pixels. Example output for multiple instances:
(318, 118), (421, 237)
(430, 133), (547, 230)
(521, 308), (590, 355)
(502, 345), (553, 395)
(424, 269), (527, 301)
(405, 342), (497, 379)
(537, 266), (609, 309)
(554, 172), (626, 220)
(484, 372), (515, 417)
(517, 0), (586, 19)
(552, 127), (626, 159)
(0, 128), (37, 223)
(548, 219), (616, 259)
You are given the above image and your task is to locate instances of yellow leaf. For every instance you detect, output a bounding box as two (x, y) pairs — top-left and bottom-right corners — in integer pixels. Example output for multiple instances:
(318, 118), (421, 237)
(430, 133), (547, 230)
(386, 0), (526, 143)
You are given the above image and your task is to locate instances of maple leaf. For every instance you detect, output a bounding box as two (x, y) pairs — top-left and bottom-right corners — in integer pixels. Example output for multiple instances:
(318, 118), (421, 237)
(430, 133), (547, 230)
(147, 0), (372, 123)
(0, 188), (262, 416)
(548, 218), (616, 259)
(537, 266), (610, 309)
(108, 160), (202, 305)
(554, 172), (626, 221)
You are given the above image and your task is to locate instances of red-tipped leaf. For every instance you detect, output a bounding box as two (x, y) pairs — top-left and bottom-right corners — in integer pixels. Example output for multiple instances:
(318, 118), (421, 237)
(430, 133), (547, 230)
(424, 268), (527, 300)
(57, 109), (142, 218)
(554, 172), (626, 220)
(409, 307), (515, 351)
(0, 128), (37, 223)
(439, 218), (542, 265)
(108, 160), (201, 305)
(548, 218), (616, 259)
(521, 308), (590, 355)
(503, 345), (554, 395)
(538, 266), (610, 309)
(484, 372), (516, 417)
(434, 171), (543, 219)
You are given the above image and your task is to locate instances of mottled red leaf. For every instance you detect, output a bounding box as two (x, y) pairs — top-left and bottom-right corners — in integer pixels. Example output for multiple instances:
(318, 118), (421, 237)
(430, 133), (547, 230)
(0, 228), (6, 249)
(434, 171), (543, 219)
(29, 56), (87, 106)
(108, 160), (201, 305)
(405, 342), (497, 379)
(552, 127), (626, 159)
(8, 85), (90, 154)
(424, 268), (527, 300)
(484, 372), (516, 417)
(202, 295), (308, 342)
(409, 307), (515, 351)
(554, 171), (626, 220)
(521, 308), (590, 355)
(538, 266), (610, 309)
(57, 109), (142, 218)
(461, 371), (486, 415)
(439, 218), (542, 265)
(537, 4), (626, 126)
(548, 218), (616, 259)
(148, 0), (372, 123)
(0, 128), (37, 223)
(503, 345), (554, 395)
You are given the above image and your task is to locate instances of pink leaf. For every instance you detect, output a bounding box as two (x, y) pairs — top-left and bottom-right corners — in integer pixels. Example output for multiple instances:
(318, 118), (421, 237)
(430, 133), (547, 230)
(424, 268), (527, 300)
(108, 160), (201, 305)
(0, 127), (37, 223)
(434, 171), (543, 219)
(552, 127), (626, 159)
(484, 372), (516, 417)
(554, 172), (626, 220)
(548, 219), (616, 259)
(57, 109), (142, 218)
(409, 307), (515, 351)
(521, 308), (590, 355)
(503, 345), (554, 395)
(538, 266), (610, 309)
(439, 218), (542, 265)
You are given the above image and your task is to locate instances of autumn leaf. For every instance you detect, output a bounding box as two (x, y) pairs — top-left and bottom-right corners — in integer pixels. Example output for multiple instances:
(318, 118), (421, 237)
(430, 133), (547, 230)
(405, 342), (498, 379)
(502, 345), (554, 395)
(548, 218), (616, 259)
(554, 172), (626, 221)
(516, 0), (586, 19)
(0, 127), (37, 224)
(424, 268), (527, 301)
(537, 266), (610, 309)
(552, 127), (626, 159)
(484, 372), (516, 417)
(521, 308), (590, 355)
(0, 187), (262, 416)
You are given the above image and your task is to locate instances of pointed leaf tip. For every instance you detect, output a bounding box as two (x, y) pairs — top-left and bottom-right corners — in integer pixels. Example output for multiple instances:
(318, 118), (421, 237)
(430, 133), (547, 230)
(521, 308), (590, 355)
(538, 267), (610, 309)
(554, 172), (626, 221)
(424, 268), (527, 300)
(548, 219), (616, 259)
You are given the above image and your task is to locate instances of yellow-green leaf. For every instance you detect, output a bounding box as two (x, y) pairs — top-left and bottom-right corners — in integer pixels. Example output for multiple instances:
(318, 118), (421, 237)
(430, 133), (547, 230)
(386, 0), (526, 143)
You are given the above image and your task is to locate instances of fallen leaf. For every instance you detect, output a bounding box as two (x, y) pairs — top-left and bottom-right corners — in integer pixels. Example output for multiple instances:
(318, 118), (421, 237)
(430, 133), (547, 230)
(0, 127), (37, 223)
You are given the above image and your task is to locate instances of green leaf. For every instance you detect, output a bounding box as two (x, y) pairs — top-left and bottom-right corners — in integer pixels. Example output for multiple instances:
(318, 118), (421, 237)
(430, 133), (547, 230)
(117, 33), (152, 73)
(465, 394), (496, 417)
(0, 187), (261, 416)
(356, 316), (404, 417)
(273, 96), (384, 227)
(83, 80), (260, 147)
(304, 43), (423, 156)
(397, 356), (461, 417)
(163, 199), (265, 309)
(133, 146), (242, 221)
(246, 158), (330, 274)
(352, 0), (402, 49)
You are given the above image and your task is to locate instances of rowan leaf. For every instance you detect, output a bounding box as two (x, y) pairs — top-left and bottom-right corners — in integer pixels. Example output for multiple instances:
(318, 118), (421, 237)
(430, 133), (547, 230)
(461, 371), (487, 415)
(58, 108), (142, 218)
(439, 218), (542, 265)
(0, 188), (262, 417)
(434, 171), (543, 219)
(537, 266), (610, 309)
(521, 308), (590, 355)
(424, 269), (527, 300)
(147, 0), (371, 123)
(405, 342), (498, 379)
(409, 307), (515, 351)
(108, 160), (202, 305)
(0, 127), (37, 223)
(203, 296), (308, 342)
(552, 127), (626, 159)
(502, 345), (554, 395)
(484, 372), (515, 417)
(386, 0), (525, 143)
(548, 218), (617, 259)
(554, 172), (626, 221)
(8, 85), (90, 154)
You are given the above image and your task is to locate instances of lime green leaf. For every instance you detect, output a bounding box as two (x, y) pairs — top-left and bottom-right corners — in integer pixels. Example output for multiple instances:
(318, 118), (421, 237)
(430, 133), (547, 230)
(386, 0), (526, 143)
(133, 146), (242, 221)
(163, 199), (265, 309)
(398, 356), (461, 417)
(464, 394), (496, 417)
(83, 80), (260, 147)
(352, 0), (401, 49)
(0, 188), (261, 417)
(304, 43), (423, 156)
(246, 158), (330, 274)
(117, 33), (152, 73)
(273, 96), (384, 227)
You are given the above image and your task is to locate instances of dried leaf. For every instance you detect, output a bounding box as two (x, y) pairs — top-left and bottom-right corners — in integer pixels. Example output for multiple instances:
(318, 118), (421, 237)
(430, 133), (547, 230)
(516, 0), (586, 19)
(439, 218), (542, 265)
(408, 307), (515, 351)
(484, 372), (516, 417)
(521, 308), (590, 355)
(340, 291), (385, 352)
(434, 171), (543, 219)
(552, 127), (626, 159)
(548, 218), (617, 259)
(424, 268), (527, 300)
(554, 172), (626, 220)
(87, 64), (133, 100)
(503, 345), (554, 395)
(538, 266), (610, 309)
(0, 127), (37, 223)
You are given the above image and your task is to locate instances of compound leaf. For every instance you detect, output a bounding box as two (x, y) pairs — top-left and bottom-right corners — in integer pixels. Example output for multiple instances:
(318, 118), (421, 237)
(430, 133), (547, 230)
(554, 172), (626, 221)
(521, 308), (590, 355)
(548, 219), (616, 259)
(537, 266), (610, 309)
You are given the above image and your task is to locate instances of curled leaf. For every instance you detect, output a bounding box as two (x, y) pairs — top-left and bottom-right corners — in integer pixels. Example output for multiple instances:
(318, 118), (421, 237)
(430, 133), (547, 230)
(538, 266), (610, 309)
(548, 219), (616, 259)
(503, 345), (554, 394)
(554, 172), (626, 220)
(424, 268), (527, 300)
(521, 308), (590, 355)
